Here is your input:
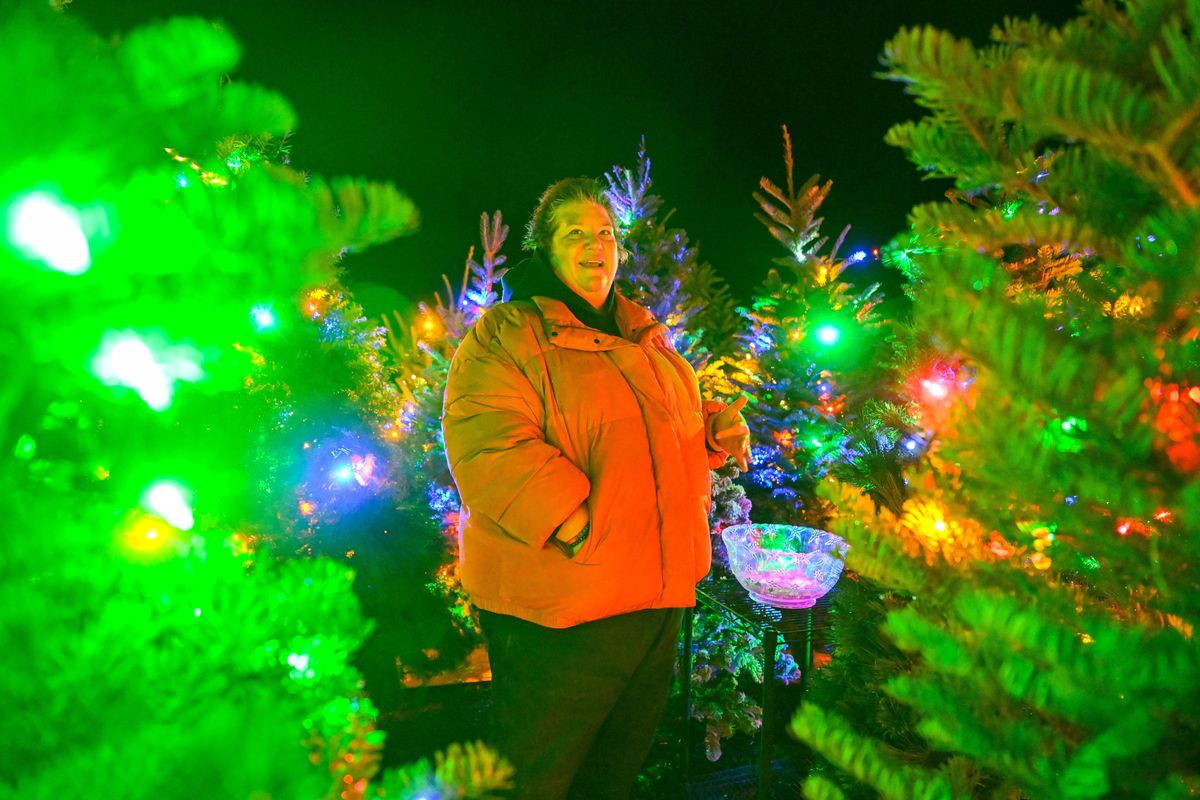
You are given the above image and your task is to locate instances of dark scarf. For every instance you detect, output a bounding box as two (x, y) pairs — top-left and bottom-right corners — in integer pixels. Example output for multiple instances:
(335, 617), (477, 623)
(501, 253), (622, 338)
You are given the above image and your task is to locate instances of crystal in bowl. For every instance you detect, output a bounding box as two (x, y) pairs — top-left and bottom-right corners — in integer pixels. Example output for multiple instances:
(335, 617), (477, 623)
(720, 523), (849, 608)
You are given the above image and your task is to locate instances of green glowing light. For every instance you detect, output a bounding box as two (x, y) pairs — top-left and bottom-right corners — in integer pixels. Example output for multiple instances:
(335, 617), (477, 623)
(142, 480), (195, 530)
(1044, 416), (1088, 453)
(7, 191), (90, 274)
(90, 330), (204, 411)
(1060, 417), (1086, 433)
(814, 324), (840, 345)
(14, 434), (36, 460)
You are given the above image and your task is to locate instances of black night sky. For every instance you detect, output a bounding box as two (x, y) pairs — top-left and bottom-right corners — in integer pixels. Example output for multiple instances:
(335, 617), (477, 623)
(75, 1), (1082, 314)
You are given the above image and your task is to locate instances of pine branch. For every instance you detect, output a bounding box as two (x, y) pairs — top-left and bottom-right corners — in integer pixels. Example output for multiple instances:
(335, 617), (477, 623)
(791, 703), (955, 800)
(803, 774), (848, 800)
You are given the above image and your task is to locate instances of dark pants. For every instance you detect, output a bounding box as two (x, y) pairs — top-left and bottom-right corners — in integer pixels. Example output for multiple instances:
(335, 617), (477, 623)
(478, 607), (684, 800)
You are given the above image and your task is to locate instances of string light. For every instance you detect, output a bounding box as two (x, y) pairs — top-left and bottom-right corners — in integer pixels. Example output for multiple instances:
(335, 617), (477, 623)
(141, 480), (195, 530)
(921, 379), (949, 399)
(13, 434), (35, 460)
(351, 454), (376, 486)
(6, 190), (91, 274)
(814, 324), (840, 346)
(251, 304), (277, 331)
(116, 511), (182, 560)
(90, 329), (204, 411)
(164, 147), (229, 187)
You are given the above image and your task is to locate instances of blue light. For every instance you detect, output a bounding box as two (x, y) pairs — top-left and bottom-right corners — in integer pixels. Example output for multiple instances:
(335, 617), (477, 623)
(333, 465), (353, 483)
(903, 438), (918, 451)
(1065, 495), (1078, 506)
(848, 250), (867, 264)
(427, 483), (461, 514)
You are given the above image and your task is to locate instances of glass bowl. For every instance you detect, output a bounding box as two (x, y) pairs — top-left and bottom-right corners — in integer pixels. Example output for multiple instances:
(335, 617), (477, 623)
(720, 523), (849, 608)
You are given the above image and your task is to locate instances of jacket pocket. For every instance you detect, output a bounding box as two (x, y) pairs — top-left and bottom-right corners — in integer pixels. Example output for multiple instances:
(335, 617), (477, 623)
(571, 501), (605, 565)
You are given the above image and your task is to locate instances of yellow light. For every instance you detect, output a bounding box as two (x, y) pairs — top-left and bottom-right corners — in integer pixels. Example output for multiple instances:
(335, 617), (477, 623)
(163, 147), (229, 187)
(116, 511), (183, 561)
(227, 533), (252, 556)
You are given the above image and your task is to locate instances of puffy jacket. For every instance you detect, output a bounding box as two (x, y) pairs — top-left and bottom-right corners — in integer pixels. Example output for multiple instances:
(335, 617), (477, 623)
(442, 293), (726, 628)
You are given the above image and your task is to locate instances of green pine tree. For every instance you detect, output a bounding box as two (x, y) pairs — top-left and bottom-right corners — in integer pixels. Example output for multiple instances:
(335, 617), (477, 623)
(734, 127), (904, 529)
(796, 3), (1200, 798)
(1, 5), (505, 797)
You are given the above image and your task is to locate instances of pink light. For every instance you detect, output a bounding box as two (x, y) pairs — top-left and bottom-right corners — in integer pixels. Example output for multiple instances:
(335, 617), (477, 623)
(351, 454), (377, 487)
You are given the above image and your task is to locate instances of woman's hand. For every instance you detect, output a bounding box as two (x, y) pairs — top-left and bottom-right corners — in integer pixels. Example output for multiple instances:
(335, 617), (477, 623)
(709, 395), (751, 471)
(710, 395), (748, 472)
(551, 502), (590, 546)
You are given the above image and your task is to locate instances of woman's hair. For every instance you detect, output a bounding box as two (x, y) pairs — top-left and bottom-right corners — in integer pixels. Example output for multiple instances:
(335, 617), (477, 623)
(522, 176), (625, 256)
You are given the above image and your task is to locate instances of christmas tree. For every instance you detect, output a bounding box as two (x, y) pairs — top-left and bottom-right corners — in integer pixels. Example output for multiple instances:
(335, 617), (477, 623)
(1, 5), (509, 797)
(382, 208), (513, 660)
(733, 126), (905, 529)
(793, 2), (1200, 798)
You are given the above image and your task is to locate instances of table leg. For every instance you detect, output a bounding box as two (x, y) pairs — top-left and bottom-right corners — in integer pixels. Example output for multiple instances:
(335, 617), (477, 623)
(800, 607), (814, 695)
(758, 629), (778, 800)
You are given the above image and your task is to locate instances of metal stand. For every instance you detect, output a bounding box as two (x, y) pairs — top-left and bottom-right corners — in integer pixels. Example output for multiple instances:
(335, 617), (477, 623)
(682, 572), (836, 800)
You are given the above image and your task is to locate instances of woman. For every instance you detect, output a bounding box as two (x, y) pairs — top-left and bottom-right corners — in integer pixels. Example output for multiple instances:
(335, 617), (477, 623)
(442, 177), (749, 799)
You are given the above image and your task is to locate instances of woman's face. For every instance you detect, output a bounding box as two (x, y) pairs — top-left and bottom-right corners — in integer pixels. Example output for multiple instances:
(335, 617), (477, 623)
(547, 200), (618, 308)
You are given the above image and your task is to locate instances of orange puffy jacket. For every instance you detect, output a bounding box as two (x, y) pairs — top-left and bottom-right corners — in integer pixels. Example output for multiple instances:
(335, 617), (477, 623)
(442, 294), (727, 628)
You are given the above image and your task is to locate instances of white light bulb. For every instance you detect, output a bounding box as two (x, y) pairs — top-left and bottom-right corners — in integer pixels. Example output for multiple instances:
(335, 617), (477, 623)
(7, 191), (91, 274)
(142, 480), (194, 531)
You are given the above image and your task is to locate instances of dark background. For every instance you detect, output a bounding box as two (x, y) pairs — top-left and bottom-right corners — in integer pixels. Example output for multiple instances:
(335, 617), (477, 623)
(74, 1), (1082, 313)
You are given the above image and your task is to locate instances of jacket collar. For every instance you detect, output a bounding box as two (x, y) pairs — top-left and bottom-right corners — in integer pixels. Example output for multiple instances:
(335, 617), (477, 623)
(532, 294), (671, 350)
